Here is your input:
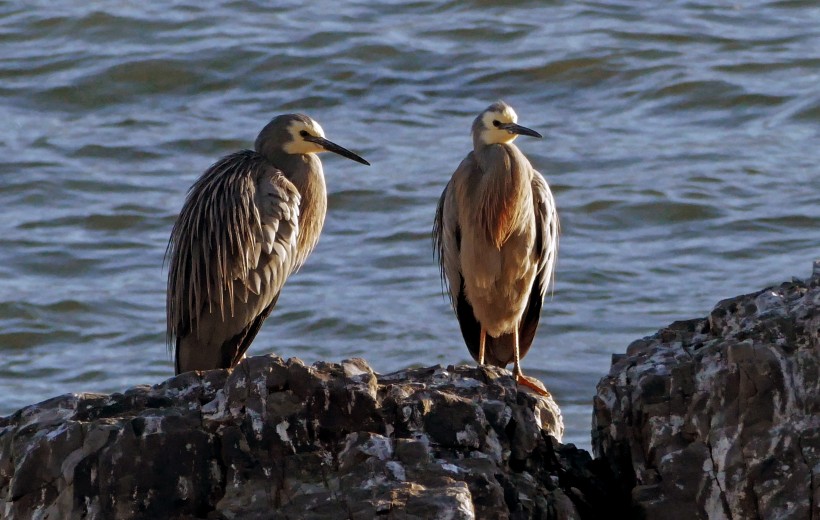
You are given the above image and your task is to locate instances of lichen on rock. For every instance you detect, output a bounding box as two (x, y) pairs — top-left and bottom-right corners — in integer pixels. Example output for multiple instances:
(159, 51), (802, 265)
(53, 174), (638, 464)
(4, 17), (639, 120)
(7, 263), (817, 519)
(593, 262), (820, 519)
(0, 357), (620, 519)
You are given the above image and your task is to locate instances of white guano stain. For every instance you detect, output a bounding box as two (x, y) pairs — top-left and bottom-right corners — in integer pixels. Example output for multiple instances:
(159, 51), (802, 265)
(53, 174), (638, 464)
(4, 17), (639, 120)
(276, 420), (292, 448)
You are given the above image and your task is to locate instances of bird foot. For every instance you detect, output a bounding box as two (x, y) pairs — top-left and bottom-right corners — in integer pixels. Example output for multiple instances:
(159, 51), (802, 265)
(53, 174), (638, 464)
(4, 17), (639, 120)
(516, 373), (551, 397)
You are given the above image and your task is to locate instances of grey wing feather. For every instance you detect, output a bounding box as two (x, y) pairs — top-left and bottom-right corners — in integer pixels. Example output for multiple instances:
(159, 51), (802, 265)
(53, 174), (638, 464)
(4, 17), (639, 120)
(433, 156), (474, 310)
(252, 168), (301, 302)
(531, 170), (559, 297)
(166, 150), (301, 367)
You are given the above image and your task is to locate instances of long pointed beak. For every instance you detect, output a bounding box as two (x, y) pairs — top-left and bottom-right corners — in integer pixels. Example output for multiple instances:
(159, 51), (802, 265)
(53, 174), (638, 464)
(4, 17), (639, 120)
(306, 136), (370, 165)
(500, 122), (542, 139)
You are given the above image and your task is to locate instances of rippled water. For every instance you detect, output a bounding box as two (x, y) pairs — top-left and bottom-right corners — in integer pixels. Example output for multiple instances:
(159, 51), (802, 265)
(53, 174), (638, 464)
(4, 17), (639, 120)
(1, 1), (818, 448)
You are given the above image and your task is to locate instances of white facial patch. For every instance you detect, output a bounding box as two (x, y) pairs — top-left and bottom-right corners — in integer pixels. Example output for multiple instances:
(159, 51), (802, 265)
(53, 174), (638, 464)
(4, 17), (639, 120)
(308, 120), (326, 139)
(500, 105), (517, 123)
(283, 119), (327, 155)
(479, 106), (520, 145)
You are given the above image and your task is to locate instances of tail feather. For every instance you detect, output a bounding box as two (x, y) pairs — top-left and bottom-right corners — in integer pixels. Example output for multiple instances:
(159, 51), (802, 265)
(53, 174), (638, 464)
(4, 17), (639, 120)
(174, 293), (281, 375)
(221, 293), (280, 369)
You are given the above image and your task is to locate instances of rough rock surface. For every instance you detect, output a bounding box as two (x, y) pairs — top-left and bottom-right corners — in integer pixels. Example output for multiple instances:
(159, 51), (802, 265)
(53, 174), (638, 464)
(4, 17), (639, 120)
(1, 359), (623, 519)
(594, 262), (820, 520)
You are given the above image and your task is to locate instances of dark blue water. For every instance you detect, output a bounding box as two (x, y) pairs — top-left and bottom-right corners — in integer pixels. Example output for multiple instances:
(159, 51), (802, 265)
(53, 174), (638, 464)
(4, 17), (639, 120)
(1, 1), (818, 448)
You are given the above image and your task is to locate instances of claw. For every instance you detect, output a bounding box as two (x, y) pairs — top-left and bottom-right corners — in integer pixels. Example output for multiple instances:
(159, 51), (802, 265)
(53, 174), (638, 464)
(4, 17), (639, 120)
(516, 373), (551, 397)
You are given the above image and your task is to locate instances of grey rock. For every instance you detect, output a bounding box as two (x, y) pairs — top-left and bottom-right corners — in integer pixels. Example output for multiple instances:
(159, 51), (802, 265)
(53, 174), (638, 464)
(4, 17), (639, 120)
(593, 265), (820, 519)
(0, 359), (623, 519)
(10, 267), (815, 520)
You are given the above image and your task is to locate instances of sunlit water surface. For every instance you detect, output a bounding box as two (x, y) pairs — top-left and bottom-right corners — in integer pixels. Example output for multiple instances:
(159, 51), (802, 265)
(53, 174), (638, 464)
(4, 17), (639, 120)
(1, 1), (818, 449)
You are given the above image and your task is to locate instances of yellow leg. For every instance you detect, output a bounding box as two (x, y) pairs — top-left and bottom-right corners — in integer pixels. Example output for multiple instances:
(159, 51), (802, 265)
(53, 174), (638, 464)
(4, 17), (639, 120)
(512, 326), (550, 396)
(478, 328), (486, 365)
(512, 327), (522, 376)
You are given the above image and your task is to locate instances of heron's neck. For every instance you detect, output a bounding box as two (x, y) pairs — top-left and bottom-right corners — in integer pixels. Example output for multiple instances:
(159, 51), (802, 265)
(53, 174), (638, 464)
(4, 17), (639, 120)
(473, 143), (531, 249)
(270, 152), (327, 257)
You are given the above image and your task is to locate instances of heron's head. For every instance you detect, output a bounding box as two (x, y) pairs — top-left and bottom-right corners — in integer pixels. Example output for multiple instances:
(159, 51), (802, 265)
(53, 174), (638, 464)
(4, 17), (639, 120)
(472, 101), (542, 147)
(256, 114), (369, 165)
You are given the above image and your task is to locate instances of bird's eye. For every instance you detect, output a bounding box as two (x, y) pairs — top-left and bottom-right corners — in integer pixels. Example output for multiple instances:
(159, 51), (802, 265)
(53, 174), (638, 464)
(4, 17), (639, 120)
(492, 120), (501, 127)
(299, 130), (309, 138)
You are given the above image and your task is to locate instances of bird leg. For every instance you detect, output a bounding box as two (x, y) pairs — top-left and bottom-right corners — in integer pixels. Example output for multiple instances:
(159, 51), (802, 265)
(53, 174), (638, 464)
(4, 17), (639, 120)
(478, 328), (486, 365)
(512, 327), (550, 396)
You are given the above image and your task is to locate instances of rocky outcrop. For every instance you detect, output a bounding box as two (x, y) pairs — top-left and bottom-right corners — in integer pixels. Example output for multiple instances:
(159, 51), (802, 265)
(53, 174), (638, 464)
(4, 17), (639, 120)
(4, 263), (819, 519)
(593, 261), (820, 519)
(0, 358), (623, 519)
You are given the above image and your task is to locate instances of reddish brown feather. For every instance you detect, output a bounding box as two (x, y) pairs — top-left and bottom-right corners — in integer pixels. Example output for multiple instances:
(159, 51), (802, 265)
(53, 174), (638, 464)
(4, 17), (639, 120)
(480, 147), (526, 250)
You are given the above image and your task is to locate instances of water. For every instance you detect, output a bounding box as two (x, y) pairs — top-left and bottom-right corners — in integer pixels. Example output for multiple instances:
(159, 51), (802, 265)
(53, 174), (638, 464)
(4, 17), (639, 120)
(1, 1), (818, 449)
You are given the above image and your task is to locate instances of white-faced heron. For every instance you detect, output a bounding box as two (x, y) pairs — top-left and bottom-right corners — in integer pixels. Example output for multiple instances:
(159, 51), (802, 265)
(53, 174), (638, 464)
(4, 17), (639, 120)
(167, 114), (369, 374)
(433, 101), (559, 394)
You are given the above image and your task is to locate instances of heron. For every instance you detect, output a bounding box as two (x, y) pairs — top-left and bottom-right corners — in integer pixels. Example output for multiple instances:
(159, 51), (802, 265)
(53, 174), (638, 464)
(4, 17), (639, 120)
(433, 101), (559, 395)
(167, 114), (369, 375)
